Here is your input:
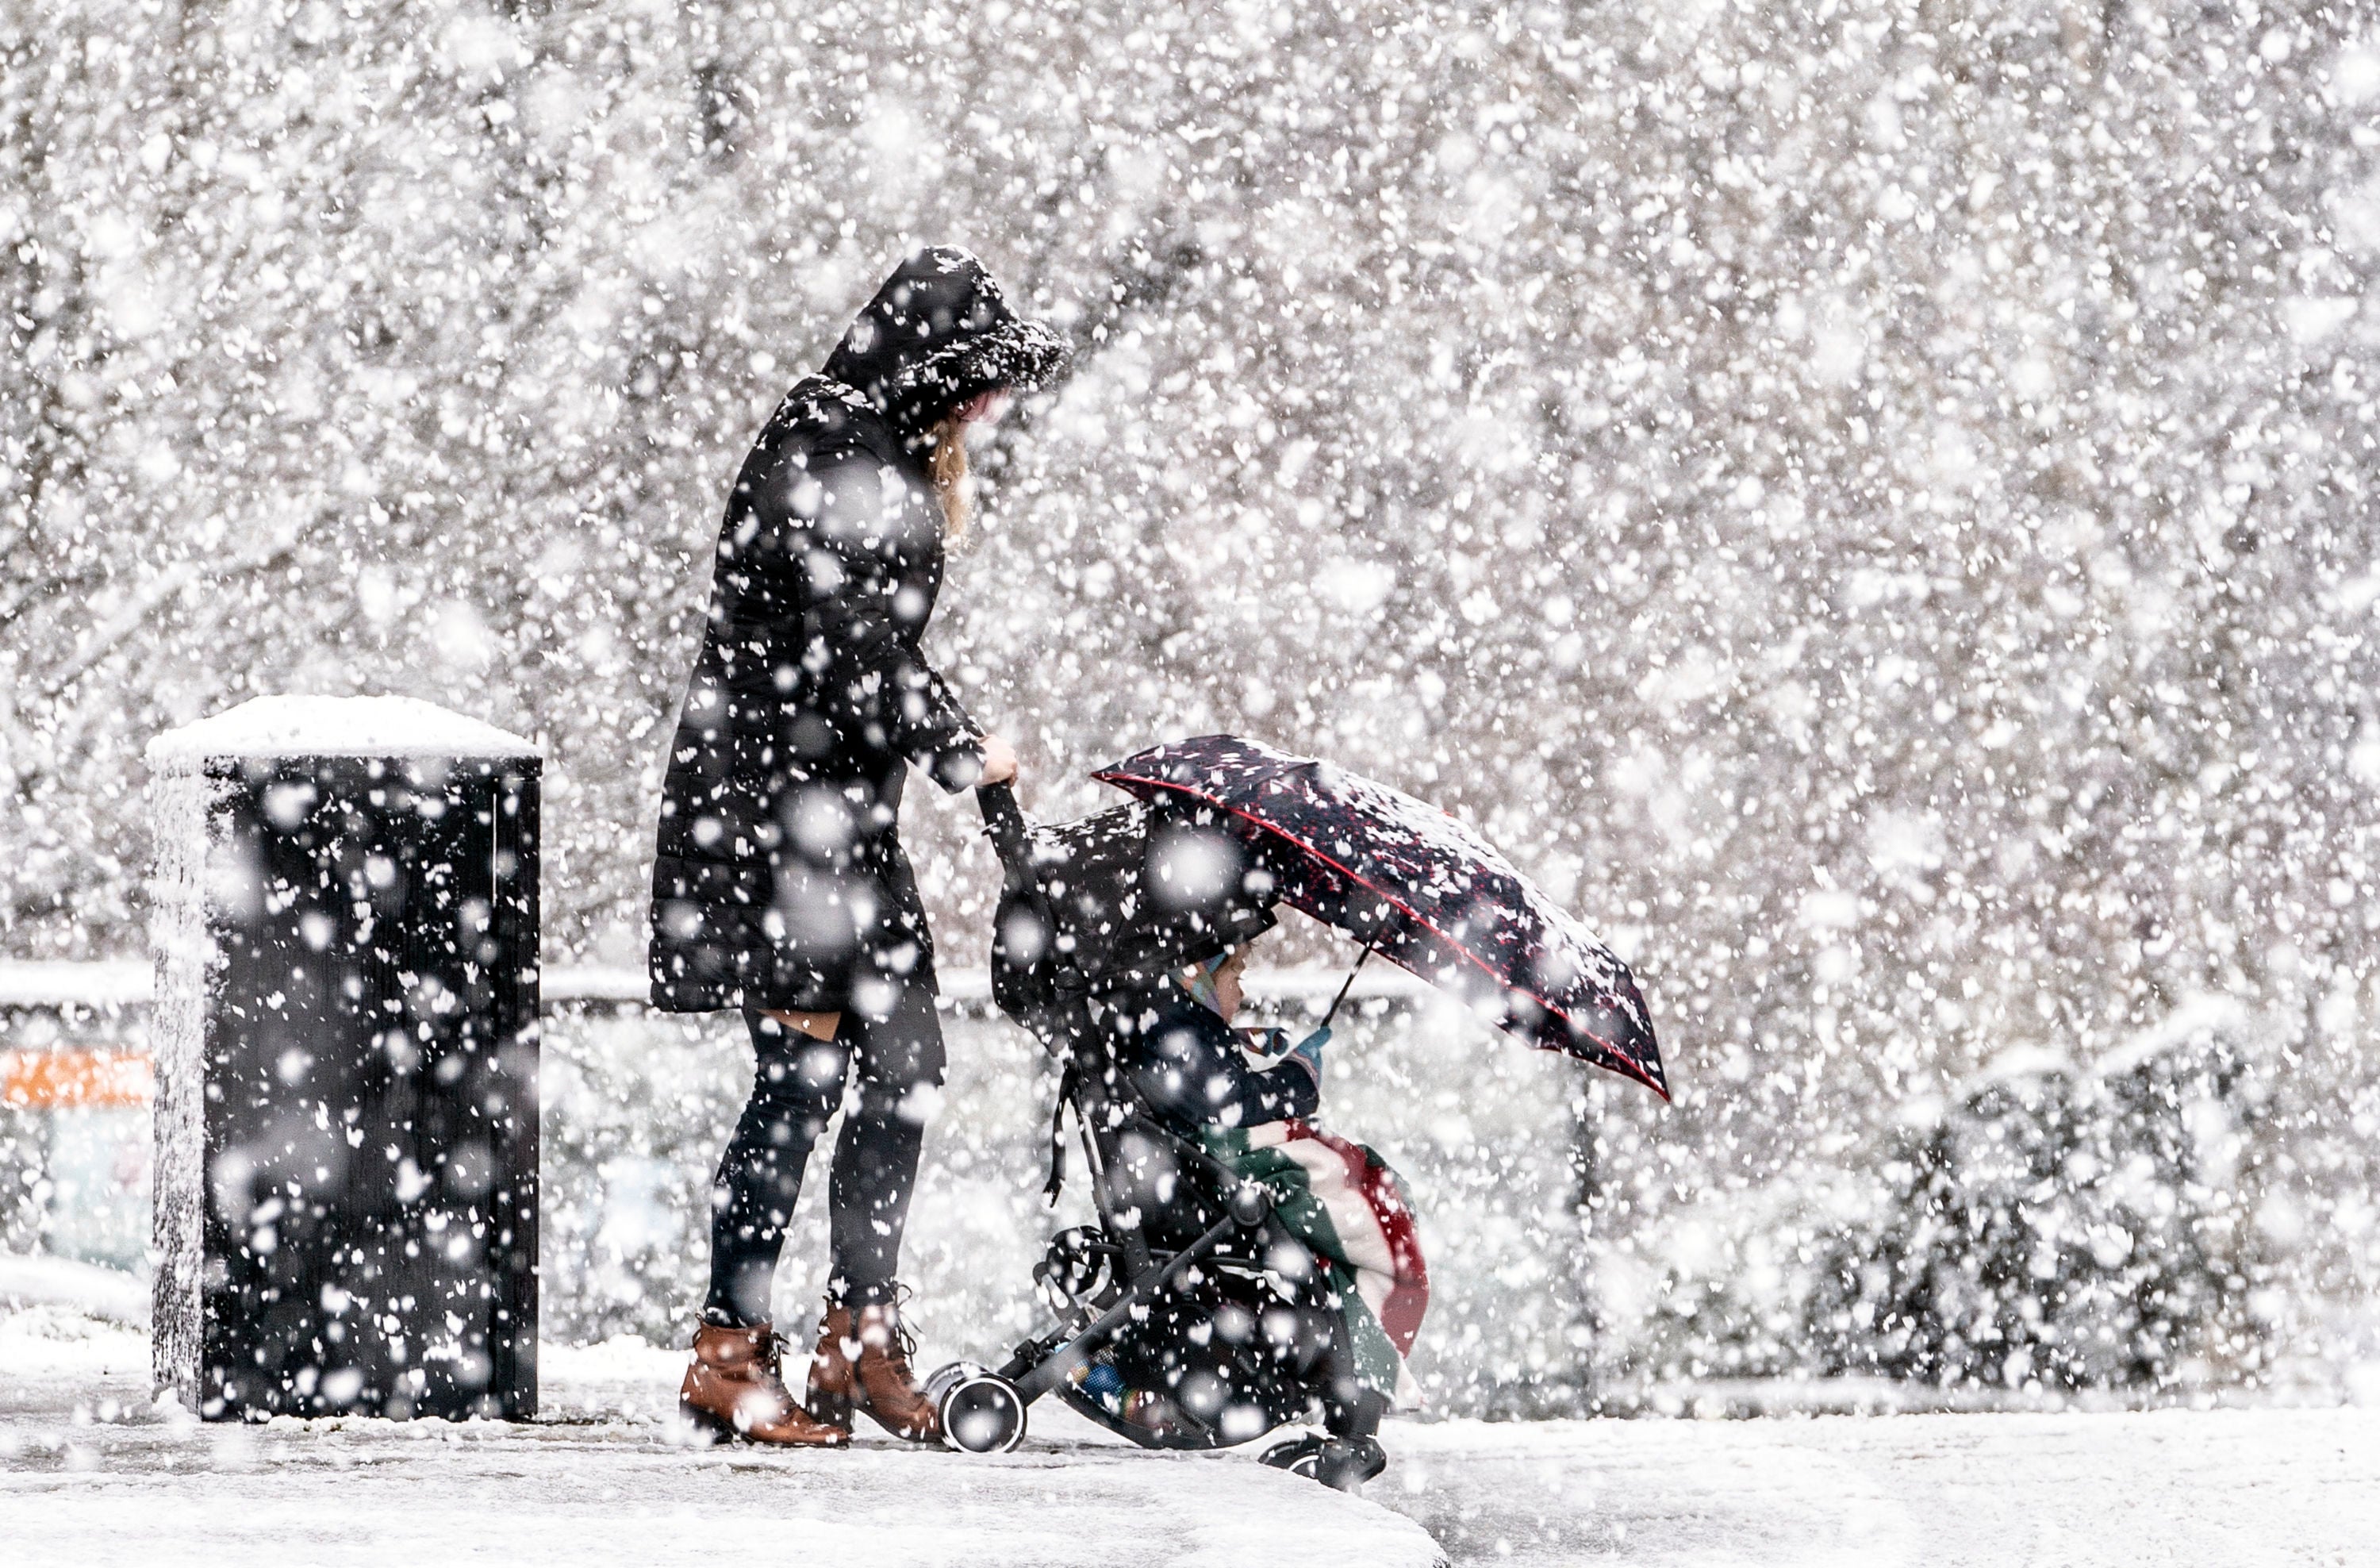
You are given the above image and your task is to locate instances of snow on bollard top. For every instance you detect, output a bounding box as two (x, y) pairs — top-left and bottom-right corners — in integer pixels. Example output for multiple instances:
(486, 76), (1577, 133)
(146, 694), (539, 768)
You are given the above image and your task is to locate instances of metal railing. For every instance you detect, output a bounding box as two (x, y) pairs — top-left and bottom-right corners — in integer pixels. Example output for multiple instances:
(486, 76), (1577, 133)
(2, 957), (1427, 1126)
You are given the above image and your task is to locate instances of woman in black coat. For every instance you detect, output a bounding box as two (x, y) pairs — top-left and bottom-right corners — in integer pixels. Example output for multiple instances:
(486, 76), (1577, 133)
(650, 248), (1065, 1448)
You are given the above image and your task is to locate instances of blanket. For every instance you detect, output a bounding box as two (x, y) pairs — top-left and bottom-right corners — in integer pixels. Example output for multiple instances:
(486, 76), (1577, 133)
(1199, 1119), (1429, 1406)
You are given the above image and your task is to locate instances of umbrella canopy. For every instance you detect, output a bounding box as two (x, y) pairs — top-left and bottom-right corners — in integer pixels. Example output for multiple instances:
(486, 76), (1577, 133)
(1095, 735), (1665, 1098)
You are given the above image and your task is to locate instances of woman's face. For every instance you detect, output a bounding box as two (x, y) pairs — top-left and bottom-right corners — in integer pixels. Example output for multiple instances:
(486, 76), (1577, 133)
(955, 387), (1011, 425)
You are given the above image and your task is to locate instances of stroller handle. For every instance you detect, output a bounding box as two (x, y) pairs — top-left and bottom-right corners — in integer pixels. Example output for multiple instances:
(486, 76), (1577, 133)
(977, 780), (1033, 889)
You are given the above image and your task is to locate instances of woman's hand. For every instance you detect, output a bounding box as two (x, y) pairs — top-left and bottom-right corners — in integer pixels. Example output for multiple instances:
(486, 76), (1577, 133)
(978, 732), (1019, 786)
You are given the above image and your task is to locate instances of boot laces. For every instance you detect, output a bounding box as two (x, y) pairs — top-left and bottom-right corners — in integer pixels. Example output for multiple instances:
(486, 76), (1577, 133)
(871, 1285), (921, 1364)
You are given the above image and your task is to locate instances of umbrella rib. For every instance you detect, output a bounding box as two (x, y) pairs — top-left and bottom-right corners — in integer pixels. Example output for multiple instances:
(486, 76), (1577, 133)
(1095, 771), (1666, 1097)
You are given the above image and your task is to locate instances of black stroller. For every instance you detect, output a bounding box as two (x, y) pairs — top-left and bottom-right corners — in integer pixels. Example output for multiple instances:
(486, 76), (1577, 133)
(919, 738), (1665, 1488)
(921, 781), (1389, 1485)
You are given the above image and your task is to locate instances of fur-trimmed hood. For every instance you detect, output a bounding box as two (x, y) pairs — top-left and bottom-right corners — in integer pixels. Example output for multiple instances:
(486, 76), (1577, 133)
(822, 246), (1069, 434)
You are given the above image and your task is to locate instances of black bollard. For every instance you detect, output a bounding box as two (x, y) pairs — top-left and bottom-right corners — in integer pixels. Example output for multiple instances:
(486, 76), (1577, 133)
(149, 697), (542, 1420)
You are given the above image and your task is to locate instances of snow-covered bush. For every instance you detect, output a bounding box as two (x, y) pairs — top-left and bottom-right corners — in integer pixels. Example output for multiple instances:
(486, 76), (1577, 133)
(1595, 1005), (2293, 1400)
(1821, 1011), (2271, 1393)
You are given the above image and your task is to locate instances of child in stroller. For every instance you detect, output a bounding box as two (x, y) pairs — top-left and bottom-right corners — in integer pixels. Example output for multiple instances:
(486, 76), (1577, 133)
(925, 785), (1427, 1492)
(1083, 938), (1429, 1482)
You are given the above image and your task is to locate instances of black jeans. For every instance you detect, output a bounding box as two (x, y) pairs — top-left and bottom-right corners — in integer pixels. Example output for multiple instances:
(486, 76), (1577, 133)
(703, 981), (946, 1327)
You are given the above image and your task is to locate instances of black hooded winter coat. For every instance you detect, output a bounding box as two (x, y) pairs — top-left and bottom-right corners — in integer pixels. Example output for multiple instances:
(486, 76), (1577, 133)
(647, 248), (1066, 1013)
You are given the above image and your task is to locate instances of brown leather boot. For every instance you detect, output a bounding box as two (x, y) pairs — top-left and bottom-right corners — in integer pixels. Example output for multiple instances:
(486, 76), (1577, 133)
(680, 1322), (850, 1447)
(807, 1301), (942, 1442)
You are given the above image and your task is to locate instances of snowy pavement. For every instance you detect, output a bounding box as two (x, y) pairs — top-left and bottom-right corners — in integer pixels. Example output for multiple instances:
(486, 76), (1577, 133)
(6, 1305), (2376, 1567)
(1380, 1405), (2380, 1567)
(1, 1310), (1440, 1568)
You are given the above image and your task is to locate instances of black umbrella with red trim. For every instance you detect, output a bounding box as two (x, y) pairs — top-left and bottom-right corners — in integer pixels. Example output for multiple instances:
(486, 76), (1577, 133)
(1092, 734), (1666, 1098)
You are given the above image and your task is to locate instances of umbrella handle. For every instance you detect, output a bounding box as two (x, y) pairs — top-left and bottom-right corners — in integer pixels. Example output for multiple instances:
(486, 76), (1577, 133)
(977, 781), (1033, 890)
(1314, 941), (1375, 1033)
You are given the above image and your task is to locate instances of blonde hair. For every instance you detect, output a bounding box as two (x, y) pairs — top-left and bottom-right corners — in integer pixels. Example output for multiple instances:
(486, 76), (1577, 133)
(927, 414), (970, 537)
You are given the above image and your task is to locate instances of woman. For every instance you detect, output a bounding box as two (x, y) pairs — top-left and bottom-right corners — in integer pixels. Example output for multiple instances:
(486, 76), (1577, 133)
(648, 247), (1066, 1447)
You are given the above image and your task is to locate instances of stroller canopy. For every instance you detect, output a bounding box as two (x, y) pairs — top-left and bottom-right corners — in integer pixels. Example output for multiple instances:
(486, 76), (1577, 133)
(1094, 735), (1665, 1098)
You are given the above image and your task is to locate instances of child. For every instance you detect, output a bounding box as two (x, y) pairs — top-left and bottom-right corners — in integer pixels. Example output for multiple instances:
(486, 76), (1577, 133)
(1098, 940), (1429, 1482)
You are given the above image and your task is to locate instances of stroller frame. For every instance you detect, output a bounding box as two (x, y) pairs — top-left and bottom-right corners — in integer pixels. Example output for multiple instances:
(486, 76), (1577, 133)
(923, 786), (1388, 1485)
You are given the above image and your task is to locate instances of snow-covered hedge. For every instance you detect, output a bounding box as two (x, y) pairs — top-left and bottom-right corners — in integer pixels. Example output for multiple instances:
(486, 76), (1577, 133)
(1599, 1004), (2351, 1401)
(1822, 1016), (2269, 1391)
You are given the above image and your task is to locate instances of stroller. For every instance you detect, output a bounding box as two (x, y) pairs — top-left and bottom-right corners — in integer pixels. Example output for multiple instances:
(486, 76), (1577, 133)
(920, 738), (1666, 1485)
(922, 781), (1384, 1483)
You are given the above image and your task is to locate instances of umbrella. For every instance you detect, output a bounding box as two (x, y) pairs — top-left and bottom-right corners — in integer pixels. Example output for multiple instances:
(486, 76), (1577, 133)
(1094, 735), (1666, 1098)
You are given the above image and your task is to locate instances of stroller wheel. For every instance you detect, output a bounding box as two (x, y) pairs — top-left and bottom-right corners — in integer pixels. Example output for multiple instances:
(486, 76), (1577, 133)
(1257, 1434), (1326, 1478)
(922, 1359), (982, 1411)
(935, 1364), (1028, 1455)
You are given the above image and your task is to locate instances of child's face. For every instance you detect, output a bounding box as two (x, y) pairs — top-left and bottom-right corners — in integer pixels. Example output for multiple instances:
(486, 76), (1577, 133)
(1213, 947), (1251, 1020)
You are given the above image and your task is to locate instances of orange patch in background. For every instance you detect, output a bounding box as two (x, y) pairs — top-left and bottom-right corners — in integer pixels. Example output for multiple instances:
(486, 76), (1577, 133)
(0, 1050), (155, 1109)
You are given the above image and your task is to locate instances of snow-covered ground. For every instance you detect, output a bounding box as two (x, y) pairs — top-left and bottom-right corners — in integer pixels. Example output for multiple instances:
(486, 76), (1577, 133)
(1384, 1406), (2380, 1566)
(6, 1282), (2375, 1567)
(0, 1306), (1441, 1568)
